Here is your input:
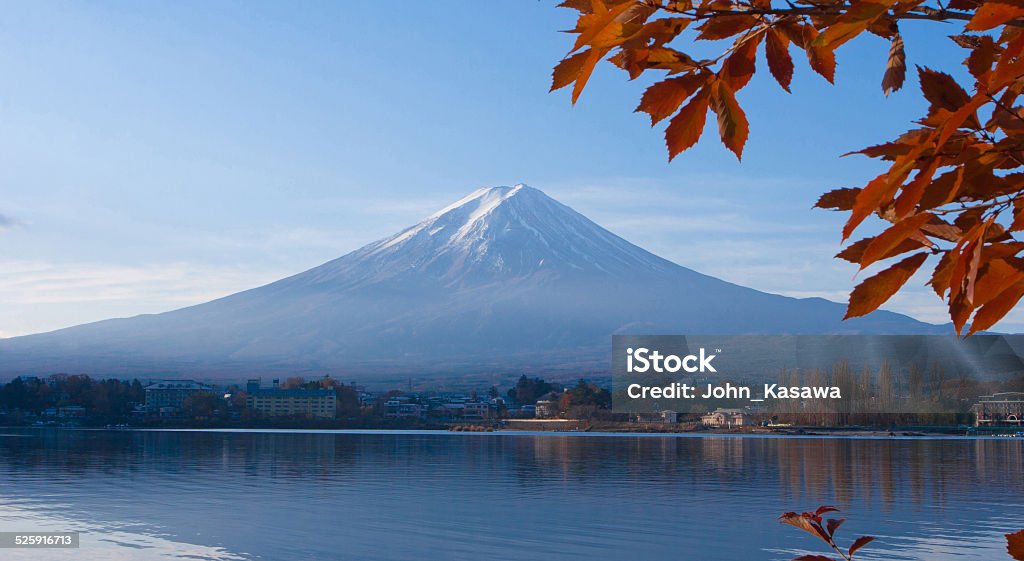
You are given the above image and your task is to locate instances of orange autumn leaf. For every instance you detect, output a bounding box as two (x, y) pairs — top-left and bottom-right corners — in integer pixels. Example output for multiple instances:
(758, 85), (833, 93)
(802, 26), (838, 82)
(1011, 198), (1024, 231)
(930, 250), (956, 297)
(557, 0), (595, 13)
(571, 48), (607, 104)
(814, 0), (898, 49)
(950, 292), (974, 335)
(720, 32), (762, 91)
(696, 14), (759, 41)
(612, 46), (700, 78)
(966, 34), (998, 78)
(859, 213), (933, 268)
(637, 73), (710, 125)
(570, 0), (636, 53)
(551, 51), (591, 92)
(969, 280), (1024, 333)
(937, 92), (987, 146)
(893, 158), (939, 218)
(815, 187), (862, 211)
(709, 80), (749, 160)
(765, 28), (794, 92)
(882, 33), (906, 95)
(844, 173), (898, 240)
(837, 236), (924, 263)
(809, 46), (837, 83)
(666, 86), (712, 160)
(846, 252), (929, 318)
(967, 0), (1024, 31)
(972, 259), (1024, 308)
(919, 67), (972, 115)
(623, 17), (691, 48)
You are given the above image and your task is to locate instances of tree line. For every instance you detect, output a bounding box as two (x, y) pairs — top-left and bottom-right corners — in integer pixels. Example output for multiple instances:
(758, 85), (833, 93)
(0, 373), (616, 426)
(0, 374), (144, 423)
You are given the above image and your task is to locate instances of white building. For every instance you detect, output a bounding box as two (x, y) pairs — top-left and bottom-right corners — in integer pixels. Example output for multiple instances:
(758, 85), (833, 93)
(972, 392), (1024, 426)
(535, 400), (557, 418)
(701, 408), (748, 428)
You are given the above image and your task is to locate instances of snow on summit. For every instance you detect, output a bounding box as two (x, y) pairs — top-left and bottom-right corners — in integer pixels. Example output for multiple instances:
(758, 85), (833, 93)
(342, 183), (673, 286)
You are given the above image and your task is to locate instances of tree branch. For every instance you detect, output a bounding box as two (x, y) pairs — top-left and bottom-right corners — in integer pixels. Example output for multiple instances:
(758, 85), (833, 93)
(645, 1), (1001, 26)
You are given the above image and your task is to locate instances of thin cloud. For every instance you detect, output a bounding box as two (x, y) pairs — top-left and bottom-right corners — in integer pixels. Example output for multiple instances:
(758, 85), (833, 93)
(0, 260), (288, 305)
(0, 260), (291, 339)
(0, 213), (19, 233)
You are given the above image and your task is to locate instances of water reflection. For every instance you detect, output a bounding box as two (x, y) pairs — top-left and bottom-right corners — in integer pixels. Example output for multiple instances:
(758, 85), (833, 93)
(0, 430), (1021, 560)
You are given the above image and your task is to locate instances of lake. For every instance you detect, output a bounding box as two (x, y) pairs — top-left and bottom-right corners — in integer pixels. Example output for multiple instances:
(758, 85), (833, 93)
(0, 429), (1021, 560)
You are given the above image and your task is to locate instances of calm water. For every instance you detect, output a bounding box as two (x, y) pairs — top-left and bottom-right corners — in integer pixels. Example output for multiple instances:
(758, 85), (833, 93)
(0, 430), (1021, 561)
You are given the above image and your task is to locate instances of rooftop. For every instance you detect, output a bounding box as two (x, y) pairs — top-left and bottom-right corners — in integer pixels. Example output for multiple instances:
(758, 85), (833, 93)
(145, 380), (211, 391)
(248, 388), (335, 397)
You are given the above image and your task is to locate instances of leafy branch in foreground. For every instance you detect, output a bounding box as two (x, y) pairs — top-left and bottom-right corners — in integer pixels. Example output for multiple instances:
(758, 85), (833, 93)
(553, 0), (1024, 333)
(779, 506), (1024, 560)
(778, 506), (874, 561)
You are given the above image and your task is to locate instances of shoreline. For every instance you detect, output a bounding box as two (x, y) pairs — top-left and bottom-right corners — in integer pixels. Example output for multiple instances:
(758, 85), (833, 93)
(5, 425), (1022, 440)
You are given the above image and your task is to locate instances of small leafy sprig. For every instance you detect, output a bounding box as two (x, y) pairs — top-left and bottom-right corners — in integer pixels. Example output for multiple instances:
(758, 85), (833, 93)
(780, 507), (1024, 560)
(778, 506), (874, 561)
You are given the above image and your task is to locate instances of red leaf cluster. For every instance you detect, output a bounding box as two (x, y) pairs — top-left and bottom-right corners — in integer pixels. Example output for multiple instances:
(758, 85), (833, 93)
(553, 0), (1024, 333)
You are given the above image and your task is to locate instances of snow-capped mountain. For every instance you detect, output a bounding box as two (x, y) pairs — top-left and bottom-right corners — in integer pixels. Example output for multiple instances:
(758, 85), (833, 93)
(290, 184), (675, 288)
(0, 184), (949, 378)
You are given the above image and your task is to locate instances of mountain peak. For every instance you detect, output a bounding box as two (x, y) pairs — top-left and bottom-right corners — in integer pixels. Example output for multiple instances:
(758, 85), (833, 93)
(292, 184), (674, 289)
(427, 183), (540, 221)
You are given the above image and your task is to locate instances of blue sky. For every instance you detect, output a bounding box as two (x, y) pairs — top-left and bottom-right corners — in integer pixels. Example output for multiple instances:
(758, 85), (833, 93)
(0, 0), (1013, 336)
